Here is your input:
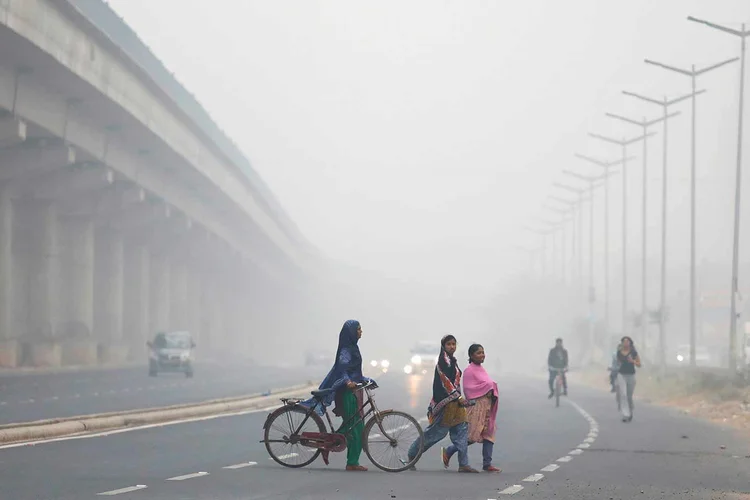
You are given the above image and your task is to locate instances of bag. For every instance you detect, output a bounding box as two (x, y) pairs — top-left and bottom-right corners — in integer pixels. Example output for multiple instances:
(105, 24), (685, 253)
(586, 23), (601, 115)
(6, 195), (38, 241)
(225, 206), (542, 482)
(440, 400), (467, 427)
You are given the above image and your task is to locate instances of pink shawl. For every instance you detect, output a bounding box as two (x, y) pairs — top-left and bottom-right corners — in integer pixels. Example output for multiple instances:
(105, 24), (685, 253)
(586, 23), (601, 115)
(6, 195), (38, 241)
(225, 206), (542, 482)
(463, 362), (498, 437)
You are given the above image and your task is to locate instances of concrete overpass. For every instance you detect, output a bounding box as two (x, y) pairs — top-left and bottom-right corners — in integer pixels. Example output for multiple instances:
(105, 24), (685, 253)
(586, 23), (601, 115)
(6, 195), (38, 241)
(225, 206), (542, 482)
(0, 0), (317, 367)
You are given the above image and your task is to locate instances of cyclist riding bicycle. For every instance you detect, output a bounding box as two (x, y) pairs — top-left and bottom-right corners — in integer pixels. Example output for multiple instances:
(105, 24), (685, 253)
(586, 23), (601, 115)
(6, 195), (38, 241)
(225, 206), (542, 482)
(547, 338), (569, 398)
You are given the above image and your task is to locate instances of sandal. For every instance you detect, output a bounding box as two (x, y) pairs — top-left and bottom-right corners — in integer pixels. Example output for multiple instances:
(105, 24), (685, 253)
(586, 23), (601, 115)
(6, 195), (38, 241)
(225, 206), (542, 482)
(458, 466), (480, 473)
(345, 465), (368, 471)
(441, 447), (451, 469)
(483, 465), (502, 473)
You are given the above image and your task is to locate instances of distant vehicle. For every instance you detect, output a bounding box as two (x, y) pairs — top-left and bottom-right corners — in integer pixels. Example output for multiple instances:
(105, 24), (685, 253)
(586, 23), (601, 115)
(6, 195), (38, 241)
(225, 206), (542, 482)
(674, 344), (712, 366)
(305, 350), (333, 367)
(147, 331), (195, 377)
(403, 340), (438, 375)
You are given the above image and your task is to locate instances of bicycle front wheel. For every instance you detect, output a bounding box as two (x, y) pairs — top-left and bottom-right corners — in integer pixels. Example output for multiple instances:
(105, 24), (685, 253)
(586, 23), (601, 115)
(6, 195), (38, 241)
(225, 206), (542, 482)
(264, 405), (325, 468)
(555, 378), (561, 408)
(363, 410), (424, 472)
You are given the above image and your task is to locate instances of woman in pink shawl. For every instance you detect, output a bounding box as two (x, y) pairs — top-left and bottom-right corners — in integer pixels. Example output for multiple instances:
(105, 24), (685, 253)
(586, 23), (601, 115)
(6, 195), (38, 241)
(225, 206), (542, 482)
(442, 344), (501, 472)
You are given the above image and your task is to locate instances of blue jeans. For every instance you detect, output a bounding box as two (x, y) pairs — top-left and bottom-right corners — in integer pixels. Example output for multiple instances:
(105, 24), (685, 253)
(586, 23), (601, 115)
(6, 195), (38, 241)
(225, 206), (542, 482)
(408, 416), (469, 468)
(447, 440), (493, 468)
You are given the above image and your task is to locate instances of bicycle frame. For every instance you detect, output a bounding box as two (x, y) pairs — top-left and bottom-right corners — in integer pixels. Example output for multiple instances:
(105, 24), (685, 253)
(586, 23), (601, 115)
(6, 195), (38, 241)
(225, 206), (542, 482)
(268, 382), (388, 443)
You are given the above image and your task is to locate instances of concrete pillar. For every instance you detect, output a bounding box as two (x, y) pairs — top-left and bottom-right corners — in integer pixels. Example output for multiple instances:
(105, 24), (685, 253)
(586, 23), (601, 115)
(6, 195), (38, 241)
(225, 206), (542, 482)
(200, 273), (220, 358)
(149, 250), (170, 334)
(27, 201), (61, 367)
(186, 268), (202, 351)
(59, 215), (96, 365)
(94, 227), (126, 364)
(123, 242), (149, 361)
(0, 187), (16, 367)
(169, 256), (188, 330)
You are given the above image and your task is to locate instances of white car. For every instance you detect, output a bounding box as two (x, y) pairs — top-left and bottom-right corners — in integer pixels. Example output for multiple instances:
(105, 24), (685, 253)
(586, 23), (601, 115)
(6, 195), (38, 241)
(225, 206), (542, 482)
(674, 344), (712, 365)
(403, 341), (438, 375)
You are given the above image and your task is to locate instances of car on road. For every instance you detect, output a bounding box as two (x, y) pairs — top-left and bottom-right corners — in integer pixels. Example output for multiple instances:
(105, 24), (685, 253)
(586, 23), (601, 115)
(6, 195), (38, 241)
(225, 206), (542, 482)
(147, 331), (195, 377)
(674, 344), (713, 366)
(403, 340), (438, 375)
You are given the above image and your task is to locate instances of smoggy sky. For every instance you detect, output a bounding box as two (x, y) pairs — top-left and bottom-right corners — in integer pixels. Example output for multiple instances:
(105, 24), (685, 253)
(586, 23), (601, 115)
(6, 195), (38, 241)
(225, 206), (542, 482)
(107, 0), (750, 298)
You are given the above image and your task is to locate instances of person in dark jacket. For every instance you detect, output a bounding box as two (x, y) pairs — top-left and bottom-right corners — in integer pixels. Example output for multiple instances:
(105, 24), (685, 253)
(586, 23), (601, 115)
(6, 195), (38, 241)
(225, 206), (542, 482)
(547, 338), (569, 398)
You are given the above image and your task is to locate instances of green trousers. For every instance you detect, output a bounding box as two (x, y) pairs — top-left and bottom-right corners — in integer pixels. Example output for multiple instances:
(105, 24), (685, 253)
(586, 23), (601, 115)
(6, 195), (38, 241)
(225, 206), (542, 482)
(337, 389), (363, 466)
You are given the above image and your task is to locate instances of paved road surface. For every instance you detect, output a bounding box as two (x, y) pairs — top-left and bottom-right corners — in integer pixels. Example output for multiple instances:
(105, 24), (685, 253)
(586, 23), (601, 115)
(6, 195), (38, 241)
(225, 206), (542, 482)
(0, 363), (326, 424)
(0, 371), (748, 499)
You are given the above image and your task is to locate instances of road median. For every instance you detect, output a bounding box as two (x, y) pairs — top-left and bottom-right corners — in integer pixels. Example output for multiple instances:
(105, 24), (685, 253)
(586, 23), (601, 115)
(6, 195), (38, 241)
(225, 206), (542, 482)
(0, 382), (317, 445)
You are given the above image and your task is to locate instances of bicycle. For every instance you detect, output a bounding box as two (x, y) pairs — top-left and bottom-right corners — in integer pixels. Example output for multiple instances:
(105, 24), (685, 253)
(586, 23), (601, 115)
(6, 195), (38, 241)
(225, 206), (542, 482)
(262, 380), (424, 472)
(553, 368), (566, 408)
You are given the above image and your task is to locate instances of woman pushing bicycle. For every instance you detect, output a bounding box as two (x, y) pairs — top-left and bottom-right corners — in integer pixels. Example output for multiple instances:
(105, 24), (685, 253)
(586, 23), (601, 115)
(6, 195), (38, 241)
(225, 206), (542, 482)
(303, 319), (372, 471)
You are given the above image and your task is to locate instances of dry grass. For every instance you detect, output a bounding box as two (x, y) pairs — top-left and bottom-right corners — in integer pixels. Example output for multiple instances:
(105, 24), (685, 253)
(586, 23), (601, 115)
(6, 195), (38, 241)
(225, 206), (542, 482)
(572, 368), (750, 433)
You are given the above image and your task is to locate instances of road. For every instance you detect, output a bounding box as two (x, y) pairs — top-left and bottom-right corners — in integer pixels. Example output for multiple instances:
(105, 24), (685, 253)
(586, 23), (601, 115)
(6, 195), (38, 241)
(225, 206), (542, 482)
(0, 371), (748, 499)
(0, 363), (326, 425)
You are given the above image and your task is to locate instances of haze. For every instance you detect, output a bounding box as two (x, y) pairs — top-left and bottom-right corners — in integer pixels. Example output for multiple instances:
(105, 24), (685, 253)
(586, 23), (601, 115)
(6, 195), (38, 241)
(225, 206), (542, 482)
(107, 0), (750, 367)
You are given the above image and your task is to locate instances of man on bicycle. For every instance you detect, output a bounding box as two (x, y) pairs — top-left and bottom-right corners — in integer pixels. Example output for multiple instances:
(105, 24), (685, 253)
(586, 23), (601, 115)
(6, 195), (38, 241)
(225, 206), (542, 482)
(547, 338), (569, 398)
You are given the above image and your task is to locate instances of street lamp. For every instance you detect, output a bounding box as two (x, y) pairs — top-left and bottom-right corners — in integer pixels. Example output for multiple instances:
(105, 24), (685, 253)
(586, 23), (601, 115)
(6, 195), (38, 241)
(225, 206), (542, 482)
(606, 111), (679, 355)
(588, 132), (653, 338)
(623, 89), (702, 370)
(687, 16), (750, 373)
(644, 55), (737, 368)
(561, 170), (618, 360)
(573, 154), (631, 336)
(543, 205), (574, 285)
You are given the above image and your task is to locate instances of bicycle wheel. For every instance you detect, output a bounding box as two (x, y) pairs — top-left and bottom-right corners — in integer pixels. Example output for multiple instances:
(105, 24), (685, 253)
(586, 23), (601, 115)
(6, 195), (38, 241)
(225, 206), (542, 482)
(264, 405), (325, 468)
(363, 410), (424, 472)
(555, 377), (561, 408)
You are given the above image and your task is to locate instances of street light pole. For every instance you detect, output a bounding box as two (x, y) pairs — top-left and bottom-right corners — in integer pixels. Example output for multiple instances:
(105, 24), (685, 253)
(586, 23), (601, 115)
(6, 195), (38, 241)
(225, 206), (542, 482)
(644, 56), (737, 369)
(687, 17), (750, 373)
(561, 171), (617, 362)
(574, 154), (631, 338)
(588, 132), (652, 338)
(606, 111), (679, 356)
(548, 193), (591, 292)
(623, 89), (703, 370)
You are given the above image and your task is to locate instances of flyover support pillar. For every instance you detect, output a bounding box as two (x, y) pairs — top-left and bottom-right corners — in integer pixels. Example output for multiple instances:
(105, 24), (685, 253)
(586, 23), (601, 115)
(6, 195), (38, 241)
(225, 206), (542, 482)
(59, 215), (96, 365)
(149, 249), (171, 334)
(94, 227), (126, 364)
(0, 187), (16, 367)
(27, 201), (61, 367)
(123, 242), (149, 361)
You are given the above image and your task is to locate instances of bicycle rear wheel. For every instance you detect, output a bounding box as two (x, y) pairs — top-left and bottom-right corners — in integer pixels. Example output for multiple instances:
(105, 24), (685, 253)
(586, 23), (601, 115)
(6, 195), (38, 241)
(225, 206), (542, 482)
(264, 405), (325, 468)
(363, 410), (424, 472)
(555, 377), (561, 408)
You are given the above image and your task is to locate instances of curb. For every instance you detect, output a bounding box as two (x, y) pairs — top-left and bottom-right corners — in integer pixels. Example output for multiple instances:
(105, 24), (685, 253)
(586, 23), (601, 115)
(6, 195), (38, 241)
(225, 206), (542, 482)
(0, 382), (316, 445)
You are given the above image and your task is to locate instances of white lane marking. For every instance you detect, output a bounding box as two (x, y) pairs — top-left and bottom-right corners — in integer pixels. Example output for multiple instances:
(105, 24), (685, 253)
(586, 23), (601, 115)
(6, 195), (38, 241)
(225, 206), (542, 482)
(569, 449), (583, 455)
(97, 485), (147, 496)
(540, 464), (559, 472)
(0, 405), (283, 450)
(584, 437), (595, 443)
(167, 472), (209, 481)
(271, 453), (299, 460)
(557, 456), (572, 462)
(498, 485), (524, 495)
(223, 461), (257, 470)
(523, 473), (544, 482)
(577, 443), (590, 449)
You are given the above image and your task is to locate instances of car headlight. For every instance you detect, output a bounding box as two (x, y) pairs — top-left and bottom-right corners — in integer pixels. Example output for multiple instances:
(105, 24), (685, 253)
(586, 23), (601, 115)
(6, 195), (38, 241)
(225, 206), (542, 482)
(410, 355), (422, 365)
(404, 365), (413, 374)
(370, 360), (378, 367)
(676, 354), (684, 362)
(380, 359), (390, 368)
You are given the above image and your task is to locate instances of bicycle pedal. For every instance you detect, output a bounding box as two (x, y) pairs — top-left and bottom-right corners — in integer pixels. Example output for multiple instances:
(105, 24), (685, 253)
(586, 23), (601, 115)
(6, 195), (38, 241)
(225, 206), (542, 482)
(321, 451), (330, 466)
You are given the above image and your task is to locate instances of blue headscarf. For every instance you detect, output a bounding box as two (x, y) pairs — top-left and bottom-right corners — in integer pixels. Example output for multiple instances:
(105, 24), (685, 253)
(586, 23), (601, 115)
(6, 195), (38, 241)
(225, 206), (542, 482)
(304, 320), (366, 411)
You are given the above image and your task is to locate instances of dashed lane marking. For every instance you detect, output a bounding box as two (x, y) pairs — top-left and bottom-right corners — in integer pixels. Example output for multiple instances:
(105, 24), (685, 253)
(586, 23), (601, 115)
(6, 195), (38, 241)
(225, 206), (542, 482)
(167, 472), (209, 481)
(569, 449), (583, 455)
(223, 462), (257, 470)
(557, 455), (572, 463)
(97, 485), (147, 496)
(577, 443), (590, 449)
(498, 485), (524, 495)
(271, 453), (299, 460)
(540, 464), (559, 472)
(522, 474), (544, 482)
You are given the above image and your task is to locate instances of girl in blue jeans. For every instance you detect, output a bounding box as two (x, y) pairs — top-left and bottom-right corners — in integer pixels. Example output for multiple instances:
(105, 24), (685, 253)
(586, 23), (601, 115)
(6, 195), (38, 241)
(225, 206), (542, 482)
(407, 335), (478, 473)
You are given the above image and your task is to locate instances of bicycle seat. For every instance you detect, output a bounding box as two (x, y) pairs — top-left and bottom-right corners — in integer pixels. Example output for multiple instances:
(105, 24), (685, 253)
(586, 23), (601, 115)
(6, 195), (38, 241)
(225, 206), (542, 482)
(311, 388), (335, 399)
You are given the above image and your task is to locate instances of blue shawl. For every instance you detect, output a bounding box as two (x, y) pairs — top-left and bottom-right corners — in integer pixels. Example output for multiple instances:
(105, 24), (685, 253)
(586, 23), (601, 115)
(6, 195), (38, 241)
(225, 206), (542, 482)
(304, 320), (367, 411)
